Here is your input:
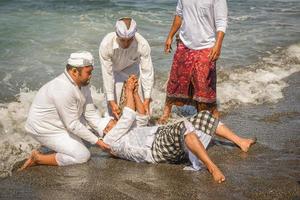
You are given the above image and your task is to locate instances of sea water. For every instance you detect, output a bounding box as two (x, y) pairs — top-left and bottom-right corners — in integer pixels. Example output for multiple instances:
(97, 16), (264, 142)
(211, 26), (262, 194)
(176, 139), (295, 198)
(0, 0), (299, 177)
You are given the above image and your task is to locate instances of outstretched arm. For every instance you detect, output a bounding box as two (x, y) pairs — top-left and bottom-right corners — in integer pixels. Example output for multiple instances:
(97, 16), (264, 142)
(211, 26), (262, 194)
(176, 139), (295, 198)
(165, 0), (183, 53)
(165, 15), (182, 53)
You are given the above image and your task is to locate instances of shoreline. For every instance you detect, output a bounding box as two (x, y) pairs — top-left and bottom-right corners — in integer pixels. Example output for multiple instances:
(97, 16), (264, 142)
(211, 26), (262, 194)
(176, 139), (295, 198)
(0, 72), (299, 200)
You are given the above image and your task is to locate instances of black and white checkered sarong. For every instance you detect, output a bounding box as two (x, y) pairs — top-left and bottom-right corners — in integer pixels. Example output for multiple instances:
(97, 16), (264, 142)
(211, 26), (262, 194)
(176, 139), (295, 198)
(152, 111), (219, 163)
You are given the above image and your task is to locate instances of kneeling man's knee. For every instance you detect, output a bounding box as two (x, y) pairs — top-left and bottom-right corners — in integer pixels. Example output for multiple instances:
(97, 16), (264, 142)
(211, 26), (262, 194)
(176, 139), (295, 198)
(73, 149), (91, 164)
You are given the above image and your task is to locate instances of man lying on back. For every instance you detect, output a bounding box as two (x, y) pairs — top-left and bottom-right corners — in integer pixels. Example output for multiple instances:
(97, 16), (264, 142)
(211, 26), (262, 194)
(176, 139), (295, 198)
(100, 75), (256, 183)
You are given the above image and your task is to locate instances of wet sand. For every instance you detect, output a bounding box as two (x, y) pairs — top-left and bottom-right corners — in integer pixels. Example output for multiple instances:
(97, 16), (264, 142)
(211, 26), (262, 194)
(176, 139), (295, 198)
(0, 72), (299, 200)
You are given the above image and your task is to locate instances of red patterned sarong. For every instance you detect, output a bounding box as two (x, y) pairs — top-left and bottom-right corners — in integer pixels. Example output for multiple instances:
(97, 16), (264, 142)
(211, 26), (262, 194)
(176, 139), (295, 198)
(166, 42), (216, 103)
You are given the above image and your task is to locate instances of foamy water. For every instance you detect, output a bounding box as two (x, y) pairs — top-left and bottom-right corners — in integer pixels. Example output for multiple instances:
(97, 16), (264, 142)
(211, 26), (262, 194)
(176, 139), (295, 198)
(0, 0), (300, 178)
(218, 44), (300, 110)
(0, 43), (299, 178)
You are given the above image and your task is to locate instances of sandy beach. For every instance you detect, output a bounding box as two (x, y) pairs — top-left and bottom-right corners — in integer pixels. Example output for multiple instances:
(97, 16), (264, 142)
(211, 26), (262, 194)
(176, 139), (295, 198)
(0, 0), (300, 199)
(0, 72), (299, 200)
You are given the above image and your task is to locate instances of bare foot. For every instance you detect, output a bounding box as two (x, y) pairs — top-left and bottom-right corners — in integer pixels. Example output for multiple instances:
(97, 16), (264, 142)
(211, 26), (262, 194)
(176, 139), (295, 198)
(209, 166), (226, 183)
(18, 150), (39, 171)
(240, 137), (257, 152)
(157, 115), (169, 124)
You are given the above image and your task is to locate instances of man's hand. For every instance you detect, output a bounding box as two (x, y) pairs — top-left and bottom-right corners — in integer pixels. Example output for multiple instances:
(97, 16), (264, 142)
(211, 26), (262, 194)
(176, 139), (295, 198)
(109, 100), (121, 119)
(208, 44), (222, 62)
(143, 98), (151, 114)
(96, 139), (111, 152)
(209, 31), (225, 62)
(164, 36), (173, 53)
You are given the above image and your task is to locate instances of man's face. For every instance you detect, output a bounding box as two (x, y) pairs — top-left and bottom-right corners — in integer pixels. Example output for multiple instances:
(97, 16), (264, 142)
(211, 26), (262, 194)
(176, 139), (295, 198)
(117, 36), (134, 49)
(77, 66), (93, 86)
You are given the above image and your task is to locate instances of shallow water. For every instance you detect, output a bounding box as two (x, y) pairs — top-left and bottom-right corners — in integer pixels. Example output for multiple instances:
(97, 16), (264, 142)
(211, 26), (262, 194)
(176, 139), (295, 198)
(0, 0), (300, 179)
(0, 0), (299, 100)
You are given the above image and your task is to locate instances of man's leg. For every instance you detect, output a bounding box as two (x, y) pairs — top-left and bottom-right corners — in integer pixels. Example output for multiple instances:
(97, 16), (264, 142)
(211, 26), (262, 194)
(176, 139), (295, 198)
(192, 48), (219, 118)
(18, 150), (58, 171)
(158, 97), (173, 124)
(184, 132), (225, 183)
(215, 124), (256, 152)
(159, 42), (193, 124)
(188, 111), (256, 152)
(19, 133), (91, 170)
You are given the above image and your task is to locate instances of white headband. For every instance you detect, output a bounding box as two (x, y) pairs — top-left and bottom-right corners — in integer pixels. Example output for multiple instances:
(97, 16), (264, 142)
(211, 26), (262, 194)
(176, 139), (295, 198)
(115, 18), (137, 38)
(67, 51), (94, 67)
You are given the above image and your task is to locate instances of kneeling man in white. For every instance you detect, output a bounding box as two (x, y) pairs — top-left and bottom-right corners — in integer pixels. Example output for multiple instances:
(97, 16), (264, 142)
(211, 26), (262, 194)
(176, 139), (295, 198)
(20, 51), (111, 170)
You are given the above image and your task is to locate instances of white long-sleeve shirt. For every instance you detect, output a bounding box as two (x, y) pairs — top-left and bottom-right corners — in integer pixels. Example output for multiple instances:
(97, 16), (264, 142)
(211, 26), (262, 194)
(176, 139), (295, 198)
(25, 70), (104, 144)
(103, 107), (212, 169)
(176, 0), (228, 50)
(99, 32), (154, 101)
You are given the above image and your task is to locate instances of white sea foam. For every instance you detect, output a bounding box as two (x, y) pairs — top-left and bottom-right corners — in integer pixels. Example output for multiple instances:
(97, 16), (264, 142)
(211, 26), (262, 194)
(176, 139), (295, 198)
(0, 44), (299, 178)
(229, 15), (252, 21)
(0, 89), (39, 178)
(218, 43), (300, 110)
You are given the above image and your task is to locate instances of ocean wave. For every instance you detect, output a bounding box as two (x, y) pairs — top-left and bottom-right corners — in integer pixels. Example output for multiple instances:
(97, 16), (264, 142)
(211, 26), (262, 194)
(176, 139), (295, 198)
(0, 89), (39, 178)
(229, 15), (253, 22)
(0, 43), (299, 178)
(218, 43), (300, 110)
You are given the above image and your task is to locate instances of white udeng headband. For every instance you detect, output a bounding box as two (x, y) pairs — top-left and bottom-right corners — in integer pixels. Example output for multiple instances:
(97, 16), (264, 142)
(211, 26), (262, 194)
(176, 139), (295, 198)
(67, 51), (94, 67)
(115, 18), (137, 38)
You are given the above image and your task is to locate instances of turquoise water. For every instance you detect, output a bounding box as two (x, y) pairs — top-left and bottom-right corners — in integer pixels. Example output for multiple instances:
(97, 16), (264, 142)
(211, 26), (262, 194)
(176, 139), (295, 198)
(0, 0), (299, 102)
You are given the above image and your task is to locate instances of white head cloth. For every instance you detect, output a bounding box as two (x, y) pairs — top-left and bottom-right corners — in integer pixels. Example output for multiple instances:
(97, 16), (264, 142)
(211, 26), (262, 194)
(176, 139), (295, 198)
(67, 51), (94, 67)
(115, 18), (137, 38)
(99, 116), (114, 132)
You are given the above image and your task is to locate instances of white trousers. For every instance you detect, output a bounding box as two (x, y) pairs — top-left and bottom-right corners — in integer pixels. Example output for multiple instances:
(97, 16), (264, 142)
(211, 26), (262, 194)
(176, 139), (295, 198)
(33, 133), (91, 166)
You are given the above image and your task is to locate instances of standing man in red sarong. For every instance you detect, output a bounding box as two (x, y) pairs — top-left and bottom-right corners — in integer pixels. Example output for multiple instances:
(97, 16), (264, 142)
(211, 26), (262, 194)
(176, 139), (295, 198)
(159, 0), (228, 124)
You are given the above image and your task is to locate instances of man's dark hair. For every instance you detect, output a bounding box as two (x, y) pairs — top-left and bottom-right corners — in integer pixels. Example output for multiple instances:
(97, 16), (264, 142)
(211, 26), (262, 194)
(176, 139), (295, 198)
(66, 64), (83, 74)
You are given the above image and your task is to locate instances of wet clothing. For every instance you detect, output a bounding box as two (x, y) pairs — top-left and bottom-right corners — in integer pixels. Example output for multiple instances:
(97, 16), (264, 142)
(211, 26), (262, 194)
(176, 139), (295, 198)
(34, 133), (91, 166)
(152, 111), (219, 163)
(103, 107), (219, 169)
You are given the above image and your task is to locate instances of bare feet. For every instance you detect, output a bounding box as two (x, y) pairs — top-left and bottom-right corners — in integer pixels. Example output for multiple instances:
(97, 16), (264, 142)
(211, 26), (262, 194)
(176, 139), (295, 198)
(239, 137), (257, 152)
(209, 165), (226, 183)
(18, 150), (39, 171)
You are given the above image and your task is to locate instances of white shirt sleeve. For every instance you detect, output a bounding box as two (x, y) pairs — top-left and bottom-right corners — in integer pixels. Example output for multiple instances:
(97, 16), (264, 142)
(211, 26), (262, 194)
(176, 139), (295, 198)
(176, 0), (183, 17)
(134, 113), (150, 127)
(52, 88), (99, 144)
(99, 41), (115, 101)
(83, 87), (105, 137)
(103, 107), (136, 145)
(139, 42), (154, 99)
(214, 0), (228, 33)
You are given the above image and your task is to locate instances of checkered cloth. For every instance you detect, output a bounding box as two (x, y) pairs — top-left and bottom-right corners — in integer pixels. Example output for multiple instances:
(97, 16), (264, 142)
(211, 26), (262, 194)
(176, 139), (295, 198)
(152, 121), (187, 163)
(187, 111), (219, 136)
(152, 111), (219, 163)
